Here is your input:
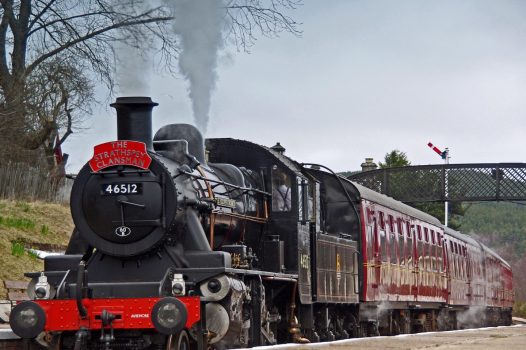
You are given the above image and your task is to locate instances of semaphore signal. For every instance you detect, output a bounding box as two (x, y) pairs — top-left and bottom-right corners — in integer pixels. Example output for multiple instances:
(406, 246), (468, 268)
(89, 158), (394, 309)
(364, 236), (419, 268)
(427, 141), (450, 227)
(427, 142), (448, 160)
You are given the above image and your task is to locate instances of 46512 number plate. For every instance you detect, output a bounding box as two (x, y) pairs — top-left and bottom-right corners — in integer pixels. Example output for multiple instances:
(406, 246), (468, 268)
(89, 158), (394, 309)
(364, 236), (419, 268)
(101, 183), (142, 195)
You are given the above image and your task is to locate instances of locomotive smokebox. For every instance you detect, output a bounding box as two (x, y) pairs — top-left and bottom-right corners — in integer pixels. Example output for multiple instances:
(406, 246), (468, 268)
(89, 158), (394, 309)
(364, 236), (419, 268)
(111, 97), (158, 151)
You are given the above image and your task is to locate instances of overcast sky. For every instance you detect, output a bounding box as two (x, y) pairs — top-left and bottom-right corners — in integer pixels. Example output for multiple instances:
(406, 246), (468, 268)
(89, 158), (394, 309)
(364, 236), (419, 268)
(63, 0), (526, 173)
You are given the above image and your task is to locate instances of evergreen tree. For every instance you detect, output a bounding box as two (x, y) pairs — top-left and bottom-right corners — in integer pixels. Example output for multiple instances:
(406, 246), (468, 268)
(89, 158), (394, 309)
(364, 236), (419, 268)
(379, 150), (411, 168)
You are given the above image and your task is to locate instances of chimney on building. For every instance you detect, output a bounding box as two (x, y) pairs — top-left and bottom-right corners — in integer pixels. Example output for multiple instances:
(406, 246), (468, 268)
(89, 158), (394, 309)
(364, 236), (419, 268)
(361, 158), (378, 172)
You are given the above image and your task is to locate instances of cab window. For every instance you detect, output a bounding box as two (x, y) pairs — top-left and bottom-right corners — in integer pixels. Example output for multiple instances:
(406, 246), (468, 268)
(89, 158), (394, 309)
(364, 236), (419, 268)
(272, 168), (291, 212)
(297, 177), (313, 222)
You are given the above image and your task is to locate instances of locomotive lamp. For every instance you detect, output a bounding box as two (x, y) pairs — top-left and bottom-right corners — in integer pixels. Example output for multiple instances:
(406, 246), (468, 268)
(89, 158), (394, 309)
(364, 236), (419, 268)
(151, 297), (188, 335)
(34, 273), (51, 299)
(9, 301), (46, 339)
(171, 274), (186, 296)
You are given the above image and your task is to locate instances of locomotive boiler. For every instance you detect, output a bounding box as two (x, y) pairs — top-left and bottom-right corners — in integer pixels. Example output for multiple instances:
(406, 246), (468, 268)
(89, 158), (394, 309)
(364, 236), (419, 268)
(10, 97), (513, 350)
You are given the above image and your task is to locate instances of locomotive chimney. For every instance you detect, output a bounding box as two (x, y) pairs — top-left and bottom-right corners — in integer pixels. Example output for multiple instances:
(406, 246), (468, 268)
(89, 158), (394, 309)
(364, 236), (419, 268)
(110, 97), (159, 151)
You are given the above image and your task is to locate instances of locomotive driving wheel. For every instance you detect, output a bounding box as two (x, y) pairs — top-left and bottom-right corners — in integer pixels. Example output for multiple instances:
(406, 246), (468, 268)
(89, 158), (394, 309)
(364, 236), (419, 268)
(167, 330), (191, 350)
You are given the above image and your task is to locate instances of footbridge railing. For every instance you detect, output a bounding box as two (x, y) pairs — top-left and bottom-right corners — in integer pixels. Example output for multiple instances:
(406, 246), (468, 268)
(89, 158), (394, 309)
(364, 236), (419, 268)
(347, 163), (526, 203)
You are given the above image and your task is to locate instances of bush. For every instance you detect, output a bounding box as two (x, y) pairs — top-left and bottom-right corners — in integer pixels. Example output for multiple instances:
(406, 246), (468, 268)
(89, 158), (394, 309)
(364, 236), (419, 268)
(11, 241), (25, 257)
(41, 224), (50, 235)
(513, 301), (526, 318)
(0, 215), (35, 230)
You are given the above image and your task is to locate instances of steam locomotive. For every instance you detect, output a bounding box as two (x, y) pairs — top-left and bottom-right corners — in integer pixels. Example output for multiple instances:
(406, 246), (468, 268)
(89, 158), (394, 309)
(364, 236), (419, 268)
(10, 97), (513, 349)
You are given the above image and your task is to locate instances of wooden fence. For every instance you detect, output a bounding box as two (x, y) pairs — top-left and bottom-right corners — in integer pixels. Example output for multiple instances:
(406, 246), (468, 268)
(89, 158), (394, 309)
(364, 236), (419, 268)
(0, 163), (73, 203)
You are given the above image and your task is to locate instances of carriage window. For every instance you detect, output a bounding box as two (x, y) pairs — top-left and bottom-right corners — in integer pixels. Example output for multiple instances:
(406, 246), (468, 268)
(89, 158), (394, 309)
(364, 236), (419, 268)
(399, 234), (405, 266)
(367, 208), (374, 224)
(461, 256), (466, 279)
(272, 169), (291, 212)
(418, 239), (424, 269)
(428, 244), (435, 271)
(431, 230), (436, 244)
(407, 234), (413, 267)
(437, 247), (443, 272)
(442, 246), (447, 271)
(424, 227), (429, 242)
(425, 244), (430, 271)
(428, 245), (435, 271)
(417, 226), (422, 240)
(388, 215), (395, 233)
(367, 225), (375, 260)
(432, 245), (438, 271)
(397, 219), (404, 236)
(406, 222), (412, 237)
(379, 212), (385, 229)
(382, 231), (388, 260)
(390, 233), (397, 264)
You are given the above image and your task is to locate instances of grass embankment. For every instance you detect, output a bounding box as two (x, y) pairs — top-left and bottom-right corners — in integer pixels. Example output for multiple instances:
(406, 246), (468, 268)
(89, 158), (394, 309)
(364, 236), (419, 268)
(0, 200), (73, 298)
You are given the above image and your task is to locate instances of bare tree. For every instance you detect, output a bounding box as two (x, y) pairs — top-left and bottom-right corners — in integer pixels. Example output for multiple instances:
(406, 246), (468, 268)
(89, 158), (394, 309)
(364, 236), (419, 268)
(0, 0), (301, 171)
(225, 0), (302, 51)
(24, 57), (94, 170)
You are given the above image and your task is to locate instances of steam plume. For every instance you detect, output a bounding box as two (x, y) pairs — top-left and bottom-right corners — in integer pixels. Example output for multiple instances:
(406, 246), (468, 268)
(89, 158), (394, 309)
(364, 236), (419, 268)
(116, 43), (150, 95)
(116, 1), (151, 95)
(168, 0), (226, 134)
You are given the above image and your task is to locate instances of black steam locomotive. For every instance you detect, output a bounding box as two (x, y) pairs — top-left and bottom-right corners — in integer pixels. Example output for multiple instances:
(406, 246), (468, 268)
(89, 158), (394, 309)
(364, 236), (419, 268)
(10, 97), (513, 349)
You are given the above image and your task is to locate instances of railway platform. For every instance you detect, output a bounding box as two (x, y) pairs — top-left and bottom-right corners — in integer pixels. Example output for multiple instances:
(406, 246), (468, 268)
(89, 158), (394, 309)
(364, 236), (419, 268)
(249, 325), (526, 350)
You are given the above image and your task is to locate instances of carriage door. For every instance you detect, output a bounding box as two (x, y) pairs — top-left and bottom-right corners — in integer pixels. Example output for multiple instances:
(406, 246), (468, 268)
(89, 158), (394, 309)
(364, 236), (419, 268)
(373, 213), (382, 301)
(466, 247), (473, 304)
(443, 241), (451, 303)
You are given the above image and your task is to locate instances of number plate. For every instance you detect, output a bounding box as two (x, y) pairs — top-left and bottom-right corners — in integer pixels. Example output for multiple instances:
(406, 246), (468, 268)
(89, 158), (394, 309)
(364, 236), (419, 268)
(101, 183), (142, 195)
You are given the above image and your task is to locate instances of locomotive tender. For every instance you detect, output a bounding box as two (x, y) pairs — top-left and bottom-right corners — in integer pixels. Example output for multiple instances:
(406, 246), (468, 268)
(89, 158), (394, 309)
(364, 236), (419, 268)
(10, 97), (513, 349)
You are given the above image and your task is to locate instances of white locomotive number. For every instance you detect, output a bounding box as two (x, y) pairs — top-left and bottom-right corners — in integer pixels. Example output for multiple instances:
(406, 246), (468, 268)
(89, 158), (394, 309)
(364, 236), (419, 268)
(102, 183), (141, 195)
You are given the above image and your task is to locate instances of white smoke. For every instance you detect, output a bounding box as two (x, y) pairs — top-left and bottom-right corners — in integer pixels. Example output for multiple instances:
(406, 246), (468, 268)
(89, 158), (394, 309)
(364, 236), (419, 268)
(115, 1), (153, 95)
(116, 43), (151, 96)
(167, 0), (226, 134)
(457, 306), (486, 329)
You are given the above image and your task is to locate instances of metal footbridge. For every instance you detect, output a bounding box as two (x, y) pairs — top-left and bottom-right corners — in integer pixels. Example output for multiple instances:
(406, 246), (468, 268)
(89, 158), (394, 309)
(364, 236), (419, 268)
(347, 163), (526, 203)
